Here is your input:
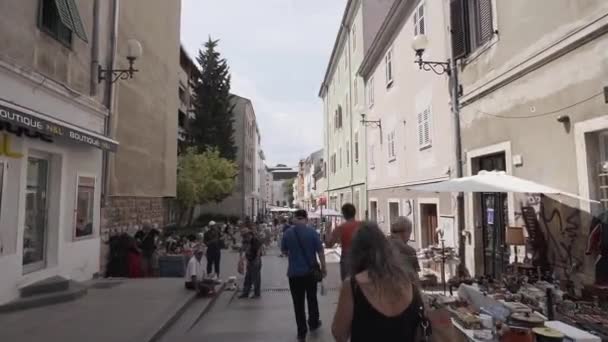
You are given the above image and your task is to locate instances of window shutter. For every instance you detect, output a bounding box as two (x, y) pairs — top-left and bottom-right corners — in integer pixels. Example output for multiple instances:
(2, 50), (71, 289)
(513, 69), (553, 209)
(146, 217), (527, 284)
(417, 112), (424, 146)
(418, 4), (425, 35)
(423, 108), (431, 145)
(414, 11), (419, 35)
(66, 0), (88, 42)
(450, 0), (469, 60)
(476, 0), (493, 46)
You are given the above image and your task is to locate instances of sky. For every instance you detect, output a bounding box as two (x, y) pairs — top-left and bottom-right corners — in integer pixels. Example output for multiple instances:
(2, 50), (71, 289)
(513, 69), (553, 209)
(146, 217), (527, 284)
(180, 0), (346, 166)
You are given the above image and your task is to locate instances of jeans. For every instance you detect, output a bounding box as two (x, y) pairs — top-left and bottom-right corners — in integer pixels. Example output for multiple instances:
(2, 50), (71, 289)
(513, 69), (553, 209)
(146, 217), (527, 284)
(288, 274), (319, 337)
(242, 258), (262, 296)
(339, 253), (350, 281)
(206, 249), (221, 276)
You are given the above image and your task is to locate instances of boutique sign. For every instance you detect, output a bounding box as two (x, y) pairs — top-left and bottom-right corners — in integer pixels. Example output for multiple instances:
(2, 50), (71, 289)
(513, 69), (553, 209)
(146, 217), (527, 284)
(0, 104), (117, 152)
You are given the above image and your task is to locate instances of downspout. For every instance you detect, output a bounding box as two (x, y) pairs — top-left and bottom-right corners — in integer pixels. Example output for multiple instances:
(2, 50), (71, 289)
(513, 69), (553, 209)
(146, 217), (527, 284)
(90, 0), (100, 96)
(345, 23), (355, 207)
(101, 0), (120, 207)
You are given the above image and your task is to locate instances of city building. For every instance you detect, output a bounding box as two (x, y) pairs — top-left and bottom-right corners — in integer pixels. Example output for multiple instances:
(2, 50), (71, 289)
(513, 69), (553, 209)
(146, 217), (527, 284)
(101, 0), (181, 260)
(195, 94), (261, 219)
(301, 149), (325, 211)
(0, 0), (118, 304)
(358, 0), (457, 247)
(268, 165), (298, 208)
(452, 0), (608, 282)
(177, 46), (199, 154)
(319, 0), (395, 220)
(257, 151), (269, 218)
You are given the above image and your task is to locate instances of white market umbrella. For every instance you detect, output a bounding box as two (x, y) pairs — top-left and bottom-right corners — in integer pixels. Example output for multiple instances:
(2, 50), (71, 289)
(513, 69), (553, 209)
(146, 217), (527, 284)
(406, 171), (598, 203)
(315, 208), (342, 217)
(307, 211), (321, 219)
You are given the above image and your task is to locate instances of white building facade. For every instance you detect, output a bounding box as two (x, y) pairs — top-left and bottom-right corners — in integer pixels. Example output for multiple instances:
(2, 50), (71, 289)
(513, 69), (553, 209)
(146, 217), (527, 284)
(319, 0), (395, 220)
(0, 0), (118, 304)
(358, 0), (458, 250)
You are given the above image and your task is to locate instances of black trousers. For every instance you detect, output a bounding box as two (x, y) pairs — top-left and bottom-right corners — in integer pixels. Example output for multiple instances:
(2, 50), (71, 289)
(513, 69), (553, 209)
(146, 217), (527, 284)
(288, 274), (319, 337)
(206, 249), (221, 276)
(242, 259), (262, 296)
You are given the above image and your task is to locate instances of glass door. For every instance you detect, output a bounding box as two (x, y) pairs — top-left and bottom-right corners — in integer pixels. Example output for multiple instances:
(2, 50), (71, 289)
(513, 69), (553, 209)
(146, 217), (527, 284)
(22, 157), (49, 273)
(481, 192), (508, 279)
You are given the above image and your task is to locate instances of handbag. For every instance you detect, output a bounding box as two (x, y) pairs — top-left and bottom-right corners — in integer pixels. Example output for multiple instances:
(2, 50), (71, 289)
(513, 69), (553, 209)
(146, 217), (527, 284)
(293, 228), (323, 282)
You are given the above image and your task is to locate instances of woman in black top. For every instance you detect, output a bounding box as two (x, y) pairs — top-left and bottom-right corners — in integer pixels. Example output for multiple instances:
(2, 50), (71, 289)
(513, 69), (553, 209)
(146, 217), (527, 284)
(332, 222), (422, 342)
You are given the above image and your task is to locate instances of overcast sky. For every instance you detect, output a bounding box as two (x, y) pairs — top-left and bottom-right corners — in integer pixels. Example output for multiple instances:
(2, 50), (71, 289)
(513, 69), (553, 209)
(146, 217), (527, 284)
(180, 0), (346, 166)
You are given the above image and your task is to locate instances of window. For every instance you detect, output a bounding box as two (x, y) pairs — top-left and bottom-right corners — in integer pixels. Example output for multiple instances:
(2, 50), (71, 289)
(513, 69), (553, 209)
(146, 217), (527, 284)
(368, 77), (375, 107)
(354, 78), (358, 105)
(451, 0), (494, 59)
(385, 49), (393, 87)
(354, 132), (359, 163)
(75, 176), (95, 239)
(370, 144), (375, 169)
(346, 143), (350, 166)
(337, 106), (343, 129)
(39, 0), (88, 46)
(414, 2), (426, 36)
(387, 130), (396, 160)
(352, 24), (357, 51)
(417, 107), (432, 148)
(339, 147), (342, 169)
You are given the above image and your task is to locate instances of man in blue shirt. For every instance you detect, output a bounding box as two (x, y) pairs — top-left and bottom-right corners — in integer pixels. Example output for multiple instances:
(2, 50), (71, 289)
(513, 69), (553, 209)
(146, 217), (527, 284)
(281, 209), (327, 341)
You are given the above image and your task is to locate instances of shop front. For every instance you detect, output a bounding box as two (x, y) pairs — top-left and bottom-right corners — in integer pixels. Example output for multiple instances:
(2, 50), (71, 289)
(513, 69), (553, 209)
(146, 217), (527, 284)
(0, 99), (117, 305)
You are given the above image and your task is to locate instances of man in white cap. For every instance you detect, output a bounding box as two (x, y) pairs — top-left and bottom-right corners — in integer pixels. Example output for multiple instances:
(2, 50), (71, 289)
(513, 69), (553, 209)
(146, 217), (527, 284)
(185, 246), (212, 296)
(204, 221), (222, 278)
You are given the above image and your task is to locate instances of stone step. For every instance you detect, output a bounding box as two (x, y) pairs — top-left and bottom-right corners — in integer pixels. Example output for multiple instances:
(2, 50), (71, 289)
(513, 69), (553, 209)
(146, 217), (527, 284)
(0, 281), (87, 313)
(19, 276), (70, 298)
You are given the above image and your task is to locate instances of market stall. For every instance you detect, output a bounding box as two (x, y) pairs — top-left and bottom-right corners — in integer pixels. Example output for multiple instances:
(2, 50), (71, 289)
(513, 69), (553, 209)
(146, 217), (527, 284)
(406, 171), (607, 341)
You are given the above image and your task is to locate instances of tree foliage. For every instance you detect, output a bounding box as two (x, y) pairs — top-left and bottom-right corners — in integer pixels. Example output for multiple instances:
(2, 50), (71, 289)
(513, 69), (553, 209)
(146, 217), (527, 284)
(176, 148), (238, 222)
(283, 178), (295, 208)
(190, 38), (237, 160)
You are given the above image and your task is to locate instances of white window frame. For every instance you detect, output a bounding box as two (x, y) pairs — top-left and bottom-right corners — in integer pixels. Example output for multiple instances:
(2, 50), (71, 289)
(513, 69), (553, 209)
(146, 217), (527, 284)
(73, 173), (97, 241)
(414, 1), (426, 36)
(354, 131), (359, 163)
(417, 107), (432, 149)
(354, 78), (358, 106)
(346, 143), (350, 167)
(368, 77), (375, 108)
(352, 24), (357, 51)
(387, 130), (397, 161)
(369, 144), (376, 169)
(385, 48), (394, 87)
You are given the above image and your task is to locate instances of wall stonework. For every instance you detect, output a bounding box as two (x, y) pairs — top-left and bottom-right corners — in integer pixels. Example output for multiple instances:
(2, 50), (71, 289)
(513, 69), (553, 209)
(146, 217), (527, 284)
(102, 197), (168, 231)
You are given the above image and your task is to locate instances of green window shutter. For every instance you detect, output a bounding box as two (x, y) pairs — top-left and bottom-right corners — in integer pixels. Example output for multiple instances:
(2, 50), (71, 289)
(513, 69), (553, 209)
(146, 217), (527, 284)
(66, 0), (88, 42)
(53, 0), (88, 42)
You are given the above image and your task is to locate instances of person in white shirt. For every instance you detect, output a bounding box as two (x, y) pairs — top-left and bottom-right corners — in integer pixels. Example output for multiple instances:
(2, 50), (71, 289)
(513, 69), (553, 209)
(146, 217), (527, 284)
(185, 248), (211, 295)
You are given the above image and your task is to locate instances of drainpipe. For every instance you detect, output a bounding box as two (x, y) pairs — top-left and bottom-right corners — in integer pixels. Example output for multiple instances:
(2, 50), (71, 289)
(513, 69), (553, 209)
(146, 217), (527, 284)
(101, 0), (120, 207)
(90, 0), (100, 97)
(345, 23), (356, 209)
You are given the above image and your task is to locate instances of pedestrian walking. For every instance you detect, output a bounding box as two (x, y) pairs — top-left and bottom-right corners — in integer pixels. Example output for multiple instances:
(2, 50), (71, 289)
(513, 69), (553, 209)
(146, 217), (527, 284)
(325, 203), (361, 280)
(281, 209), (327, 342)
(389, 216), (421, 278)
(331, 222), (422, 342)
(203, 221), (222, 278)
(238, 229), (263, 299)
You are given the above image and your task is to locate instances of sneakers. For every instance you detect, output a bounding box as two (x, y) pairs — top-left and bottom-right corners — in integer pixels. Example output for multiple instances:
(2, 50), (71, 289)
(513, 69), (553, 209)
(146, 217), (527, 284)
(238, 293), (249, 299)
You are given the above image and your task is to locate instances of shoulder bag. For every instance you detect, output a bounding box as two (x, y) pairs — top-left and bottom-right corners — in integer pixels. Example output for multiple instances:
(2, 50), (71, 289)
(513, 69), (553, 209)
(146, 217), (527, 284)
(293, 228), (323, 282)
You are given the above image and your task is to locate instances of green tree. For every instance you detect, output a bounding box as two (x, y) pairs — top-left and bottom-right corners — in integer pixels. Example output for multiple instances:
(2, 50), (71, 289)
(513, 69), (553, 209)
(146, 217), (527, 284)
(176, 147), (238, 225)
(283, 178), (295, 208)
(190, 38), (237, 160)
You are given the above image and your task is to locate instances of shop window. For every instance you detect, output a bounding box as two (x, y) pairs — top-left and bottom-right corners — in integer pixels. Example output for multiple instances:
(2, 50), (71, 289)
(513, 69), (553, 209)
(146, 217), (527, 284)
(74, 176), (95, 238)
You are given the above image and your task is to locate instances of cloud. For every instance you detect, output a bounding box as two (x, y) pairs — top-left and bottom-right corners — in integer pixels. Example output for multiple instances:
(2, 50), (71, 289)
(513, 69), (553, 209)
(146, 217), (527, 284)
(180, 0), (345, 165)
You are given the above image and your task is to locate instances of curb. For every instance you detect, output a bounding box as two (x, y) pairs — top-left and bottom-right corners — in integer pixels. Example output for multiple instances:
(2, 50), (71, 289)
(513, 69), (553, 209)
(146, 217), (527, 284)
(187, 282), (230, 331)
(146, 282), (227, 342)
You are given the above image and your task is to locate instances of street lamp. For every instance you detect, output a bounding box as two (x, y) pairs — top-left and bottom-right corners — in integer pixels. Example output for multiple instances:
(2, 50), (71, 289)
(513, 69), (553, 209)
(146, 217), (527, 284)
(412, 34), (451, 76)
(98, 39), (143, 83)
(360, 113), (381, 129)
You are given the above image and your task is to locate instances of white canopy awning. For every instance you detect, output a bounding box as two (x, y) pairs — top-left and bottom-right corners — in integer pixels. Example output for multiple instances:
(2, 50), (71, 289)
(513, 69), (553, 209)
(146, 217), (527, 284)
(406, 171), (599, 203)
(269, 207), (297, 213)
(312, 208), (342, 217)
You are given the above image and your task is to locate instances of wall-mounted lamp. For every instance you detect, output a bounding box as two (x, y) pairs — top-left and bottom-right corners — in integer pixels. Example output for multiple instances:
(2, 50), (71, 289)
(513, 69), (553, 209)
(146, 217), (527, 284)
(98, 39), (143, 84)
(360, 113), (381, 129)
(411, 35), (451, 76)
(556, 115), (570, 123)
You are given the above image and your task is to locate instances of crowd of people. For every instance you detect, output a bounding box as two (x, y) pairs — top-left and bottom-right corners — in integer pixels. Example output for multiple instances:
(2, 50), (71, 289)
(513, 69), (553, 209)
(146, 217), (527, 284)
(118, 205), (426, 341)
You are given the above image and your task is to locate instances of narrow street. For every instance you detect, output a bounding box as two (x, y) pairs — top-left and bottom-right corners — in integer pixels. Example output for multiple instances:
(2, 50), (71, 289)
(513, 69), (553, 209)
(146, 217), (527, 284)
(159, 246), (342, 342)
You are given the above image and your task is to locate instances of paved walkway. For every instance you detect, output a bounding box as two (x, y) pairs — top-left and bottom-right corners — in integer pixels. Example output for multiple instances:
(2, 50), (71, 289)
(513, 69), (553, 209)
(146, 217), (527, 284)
(159, 246), (342, 342)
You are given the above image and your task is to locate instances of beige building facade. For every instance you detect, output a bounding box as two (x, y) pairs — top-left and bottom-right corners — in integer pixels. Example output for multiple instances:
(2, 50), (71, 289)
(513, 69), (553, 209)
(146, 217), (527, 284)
(452, 0), (608, 282)
(102, 0), (181, 236)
